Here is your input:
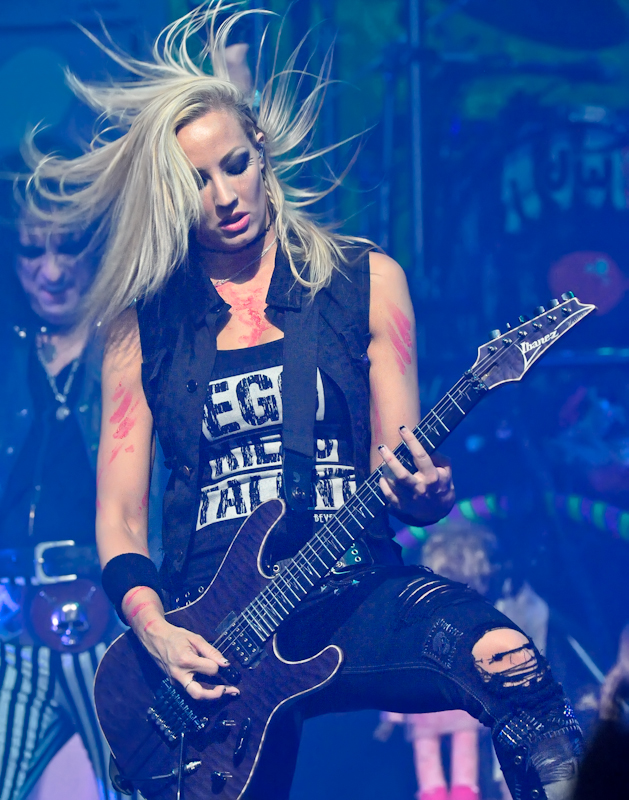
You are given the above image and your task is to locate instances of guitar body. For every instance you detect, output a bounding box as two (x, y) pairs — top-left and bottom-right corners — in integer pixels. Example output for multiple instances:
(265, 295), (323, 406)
(94, 499), (343, 800)
(95, 296), (595, 800)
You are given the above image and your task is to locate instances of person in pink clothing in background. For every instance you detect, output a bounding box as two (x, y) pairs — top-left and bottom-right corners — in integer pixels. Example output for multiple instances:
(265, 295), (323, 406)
(377, 519), (551, 800)
(376, 522), (496, 800)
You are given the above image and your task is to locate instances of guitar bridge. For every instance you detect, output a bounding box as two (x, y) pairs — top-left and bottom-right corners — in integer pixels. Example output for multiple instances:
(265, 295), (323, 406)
(147, 679), (209, 743)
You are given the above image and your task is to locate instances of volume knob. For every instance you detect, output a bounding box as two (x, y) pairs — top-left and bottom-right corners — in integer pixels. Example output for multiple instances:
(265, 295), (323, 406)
(211, 771), (232, 792)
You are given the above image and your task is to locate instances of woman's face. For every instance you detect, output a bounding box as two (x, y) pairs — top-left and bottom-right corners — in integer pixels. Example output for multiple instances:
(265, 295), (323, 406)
(177, 108), (267, 252)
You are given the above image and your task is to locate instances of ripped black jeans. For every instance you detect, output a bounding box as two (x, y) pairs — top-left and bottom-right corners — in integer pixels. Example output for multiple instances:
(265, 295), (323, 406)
(248, 565), (582, 800)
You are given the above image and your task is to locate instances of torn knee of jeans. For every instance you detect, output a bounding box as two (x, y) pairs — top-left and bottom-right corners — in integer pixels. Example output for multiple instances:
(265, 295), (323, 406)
(476, 642), (539, 684)
(473, 635), (549, 693)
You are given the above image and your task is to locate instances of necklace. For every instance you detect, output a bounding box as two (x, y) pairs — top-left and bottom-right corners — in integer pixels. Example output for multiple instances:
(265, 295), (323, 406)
(35, 337), (81, 421)
(211, 236), (277, 287)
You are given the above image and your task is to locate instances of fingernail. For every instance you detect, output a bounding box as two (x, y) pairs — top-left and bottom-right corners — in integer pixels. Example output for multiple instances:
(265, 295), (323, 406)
(399, 425), (407, 431)
(378, 444), (386, 451)
(221, 658), (230, 666)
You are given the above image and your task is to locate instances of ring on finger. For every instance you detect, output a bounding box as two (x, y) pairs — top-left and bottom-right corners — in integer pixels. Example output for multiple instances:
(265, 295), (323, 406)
(185, 676), (196, 691)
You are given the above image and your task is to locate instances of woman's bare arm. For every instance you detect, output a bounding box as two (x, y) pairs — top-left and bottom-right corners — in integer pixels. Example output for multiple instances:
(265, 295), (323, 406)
(96, 309), (238, 700)
(96, 308), (153, 565)
(367, 251), (454, 525)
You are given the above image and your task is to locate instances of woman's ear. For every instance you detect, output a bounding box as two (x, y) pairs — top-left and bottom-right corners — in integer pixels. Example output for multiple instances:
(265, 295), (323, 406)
(256, 132), (266, 168)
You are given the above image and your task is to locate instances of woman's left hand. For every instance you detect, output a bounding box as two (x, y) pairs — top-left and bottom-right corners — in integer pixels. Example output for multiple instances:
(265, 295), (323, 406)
(378, 425), (455, 526)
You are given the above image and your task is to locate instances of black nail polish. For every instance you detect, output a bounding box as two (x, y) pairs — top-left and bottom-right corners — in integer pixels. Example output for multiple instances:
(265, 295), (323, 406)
(399, 425), (407, 431)
(378, 444), (385, 451)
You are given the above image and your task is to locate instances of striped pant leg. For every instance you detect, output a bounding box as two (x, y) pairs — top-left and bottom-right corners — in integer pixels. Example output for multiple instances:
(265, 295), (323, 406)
(0, 643), (72, 800)
(53, 642), (130, 800)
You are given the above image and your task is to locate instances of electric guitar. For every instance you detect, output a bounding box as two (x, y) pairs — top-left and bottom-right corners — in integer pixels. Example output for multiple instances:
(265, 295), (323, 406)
(94, 293), (594, 799)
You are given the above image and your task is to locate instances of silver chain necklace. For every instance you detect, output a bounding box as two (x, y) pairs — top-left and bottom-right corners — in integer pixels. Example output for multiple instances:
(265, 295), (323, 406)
(35, 338), (81, 421)
(211, 237), (277, 287)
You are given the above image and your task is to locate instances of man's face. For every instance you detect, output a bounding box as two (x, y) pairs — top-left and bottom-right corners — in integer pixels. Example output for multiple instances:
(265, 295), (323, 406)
(15, 221), (95, 327)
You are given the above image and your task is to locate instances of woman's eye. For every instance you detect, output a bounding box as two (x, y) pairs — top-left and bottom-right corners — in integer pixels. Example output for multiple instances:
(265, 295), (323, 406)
(226, 156), (250, 176)
(196, 171), (210, 187)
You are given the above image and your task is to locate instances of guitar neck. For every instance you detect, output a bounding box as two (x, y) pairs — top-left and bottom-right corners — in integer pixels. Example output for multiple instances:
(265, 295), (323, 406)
(216, 369), (490, 664)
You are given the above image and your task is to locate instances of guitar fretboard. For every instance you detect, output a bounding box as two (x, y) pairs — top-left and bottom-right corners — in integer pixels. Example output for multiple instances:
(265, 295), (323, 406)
(216, 370), (488, 664)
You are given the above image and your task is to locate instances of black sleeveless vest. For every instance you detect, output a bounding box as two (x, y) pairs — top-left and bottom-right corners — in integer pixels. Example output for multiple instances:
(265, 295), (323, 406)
(136, 245), (395, 588)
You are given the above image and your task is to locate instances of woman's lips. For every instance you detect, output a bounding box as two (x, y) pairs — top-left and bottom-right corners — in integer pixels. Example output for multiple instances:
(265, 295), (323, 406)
(219, 213), (250, 233)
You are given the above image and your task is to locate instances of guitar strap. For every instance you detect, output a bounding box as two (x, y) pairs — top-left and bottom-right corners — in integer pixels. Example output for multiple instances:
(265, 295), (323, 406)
(281, 293), (319, 514)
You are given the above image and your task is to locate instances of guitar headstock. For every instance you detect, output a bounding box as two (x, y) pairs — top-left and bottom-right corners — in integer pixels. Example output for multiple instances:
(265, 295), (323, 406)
(471, 293), (595, 390)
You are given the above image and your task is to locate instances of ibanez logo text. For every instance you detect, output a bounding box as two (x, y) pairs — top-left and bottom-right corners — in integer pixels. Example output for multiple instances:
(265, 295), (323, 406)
(519, 330), (558, 354)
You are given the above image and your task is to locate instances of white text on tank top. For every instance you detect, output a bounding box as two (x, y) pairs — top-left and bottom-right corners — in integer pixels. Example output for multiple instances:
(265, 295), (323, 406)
(197, 365), (356, 530)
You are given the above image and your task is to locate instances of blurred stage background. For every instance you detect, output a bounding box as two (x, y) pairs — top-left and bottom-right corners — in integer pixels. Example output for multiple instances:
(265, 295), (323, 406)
(2, 1), (629, 796)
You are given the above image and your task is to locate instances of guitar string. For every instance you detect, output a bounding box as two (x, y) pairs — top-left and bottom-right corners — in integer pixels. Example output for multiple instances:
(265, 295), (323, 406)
(210, 314), (569, 656)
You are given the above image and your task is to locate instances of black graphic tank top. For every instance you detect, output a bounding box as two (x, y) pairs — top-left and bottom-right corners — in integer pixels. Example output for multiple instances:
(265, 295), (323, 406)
(184, 338), (356, 588)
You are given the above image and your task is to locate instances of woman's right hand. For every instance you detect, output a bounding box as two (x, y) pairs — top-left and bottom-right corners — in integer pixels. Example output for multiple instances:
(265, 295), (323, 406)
(122, 586), (240, 702)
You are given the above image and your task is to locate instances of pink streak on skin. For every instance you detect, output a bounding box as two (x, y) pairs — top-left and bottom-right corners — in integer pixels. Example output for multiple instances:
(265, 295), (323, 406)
(128, 601), (155, 620)
(387, 300), (412, 346)
(110, 388), (132, 425)
(114, 400), (139, 440)
(109, 444), (123, 464)
(138, 489), (149, 515)
(112, 383), (125, 402)
(125, 445), (135, 453)
(216, 284), (273, 347)
(96, 499), (102, 510)
(114, 417), (135, 439)
(386, 321), (411, 374)
(385, 300), (413, 376)
(143, 619), (157, 633)
(124, 587), (145, 607)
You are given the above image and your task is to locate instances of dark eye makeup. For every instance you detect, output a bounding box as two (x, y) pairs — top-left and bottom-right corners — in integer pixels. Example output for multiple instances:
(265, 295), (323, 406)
(225, 152), (251, 175)
(18, 245), (46, 260)
(194, 148), (253, 187)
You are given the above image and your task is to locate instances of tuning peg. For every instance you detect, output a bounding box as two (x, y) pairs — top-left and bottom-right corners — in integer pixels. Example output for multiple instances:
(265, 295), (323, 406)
(560, 291), (575, 301)
(518, 315), (530, 323)
(533, 305), (546, 315)
(548, 299), (560, 308)
(489, 329), (501, 339)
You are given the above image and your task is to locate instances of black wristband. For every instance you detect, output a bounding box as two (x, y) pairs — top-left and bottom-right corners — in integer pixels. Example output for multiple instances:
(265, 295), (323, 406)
(101, 553), (163, 623)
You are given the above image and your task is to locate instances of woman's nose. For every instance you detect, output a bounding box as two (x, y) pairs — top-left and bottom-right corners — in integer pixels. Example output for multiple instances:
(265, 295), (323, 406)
(212, 176), (238, 208)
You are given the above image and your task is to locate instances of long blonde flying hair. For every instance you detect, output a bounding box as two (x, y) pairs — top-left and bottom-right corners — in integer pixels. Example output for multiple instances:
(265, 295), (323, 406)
(24, 2), (366, 328)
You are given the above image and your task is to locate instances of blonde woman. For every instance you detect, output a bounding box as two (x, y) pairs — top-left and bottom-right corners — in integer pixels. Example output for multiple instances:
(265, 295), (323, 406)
(27, 4), (582, 798)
